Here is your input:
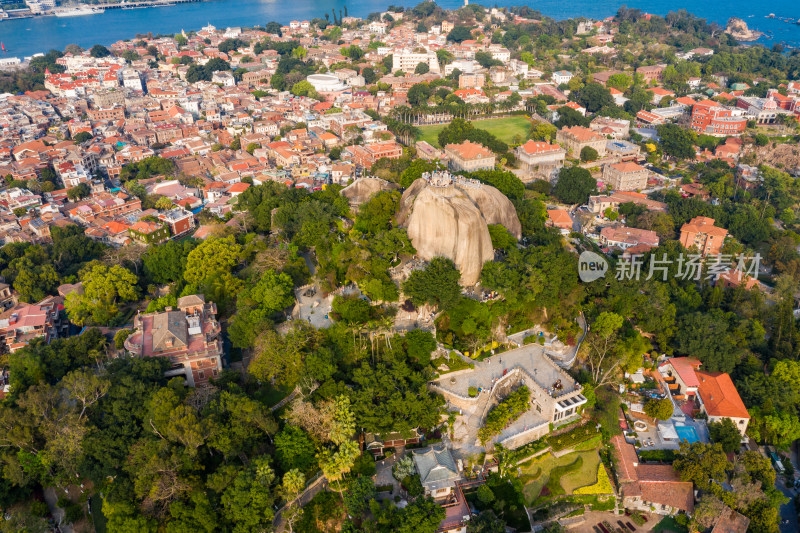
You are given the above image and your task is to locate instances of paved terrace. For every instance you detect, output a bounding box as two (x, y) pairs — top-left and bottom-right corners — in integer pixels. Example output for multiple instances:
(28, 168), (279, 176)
(433, 344), (582, 456)
(432, 343), (579, 399)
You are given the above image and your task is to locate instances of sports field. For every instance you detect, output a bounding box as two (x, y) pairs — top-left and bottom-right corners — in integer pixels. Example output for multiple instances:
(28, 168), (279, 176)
(416, 115), (532, 147)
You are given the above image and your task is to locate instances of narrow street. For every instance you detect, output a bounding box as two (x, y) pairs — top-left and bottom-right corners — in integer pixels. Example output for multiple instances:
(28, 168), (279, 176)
(778, 440), (798, 533)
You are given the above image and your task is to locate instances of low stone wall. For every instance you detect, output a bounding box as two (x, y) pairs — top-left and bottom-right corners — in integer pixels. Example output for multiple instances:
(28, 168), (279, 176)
(499, 421), (550, 450)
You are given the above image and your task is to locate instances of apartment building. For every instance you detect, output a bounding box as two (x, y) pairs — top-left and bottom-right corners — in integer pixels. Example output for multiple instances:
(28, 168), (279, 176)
(392, 50), (441, 74)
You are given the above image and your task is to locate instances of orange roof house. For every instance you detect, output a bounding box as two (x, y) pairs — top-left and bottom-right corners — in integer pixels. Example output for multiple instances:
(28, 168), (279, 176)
(717, 269), (759, 291)
(612, 435), (694, 515)
(547, 209), (573, 231)
(444, 140), (495, 172)
(696, 371), (750, 434)
(679, 216), (727, 256)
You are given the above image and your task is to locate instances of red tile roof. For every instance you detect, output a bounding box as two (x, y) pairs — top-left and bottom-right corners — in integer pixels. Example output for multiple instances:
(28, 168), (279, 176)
(445, 140), (493, 161)
(663, 357), (702, 388)
(681, 216), (728, 238)
(611, 435), (639, 483)
(611, 161), (646, 173)
(520, 140), (562, 155)
(639, 480), (694, 513)
(612, 435), (694, 512)
(547, 209), (572, 229)
(696, 371), (750, 419)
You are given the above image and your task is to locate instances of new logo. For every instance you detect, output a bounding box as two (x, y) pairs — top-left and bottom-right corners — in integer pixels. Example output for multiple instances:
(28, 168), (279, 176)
(578, 251), (609, 282)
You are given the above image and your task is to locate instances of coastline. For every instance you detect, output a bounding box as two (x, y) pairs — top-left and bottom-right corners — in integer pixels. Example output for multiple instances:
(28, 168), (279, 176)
(0, 0), (204, 23)
(1, 0), (799, 60)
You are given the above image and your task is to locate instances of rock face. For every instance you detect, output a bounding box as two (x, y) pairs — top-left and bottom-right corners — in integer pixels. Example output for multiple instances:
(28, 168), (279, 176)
(341, 177), (398, 206)
(725, 17), (763, 41)
(397, 173), (521, 285)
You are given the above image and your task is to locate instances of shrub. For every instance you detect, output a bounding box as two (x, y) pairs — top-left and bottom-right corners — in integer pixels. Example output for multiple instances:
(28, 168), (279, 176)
(477, 484), (495, 504)
(574, 464), (614, 495)
(469, 386), (478, 397)
(637, 449), (676, 463)
(580, 146), (599, 162)
(402, 474), (423, 497)
(478, 386), (530, 444)
(547, 424), (598, 451)
(393, 456), (415, 481)
(352, 453), (376, 477)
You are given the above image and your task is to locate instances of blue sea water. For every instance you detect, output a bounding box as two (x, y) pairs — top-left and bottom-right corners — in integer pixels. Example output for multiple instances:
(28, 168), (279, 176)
(1, 0), (799, 60)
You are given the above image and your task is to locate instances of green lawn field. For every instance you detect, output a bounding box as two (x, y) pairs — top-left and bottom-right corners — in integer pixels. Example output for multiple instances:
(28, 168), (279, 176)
(518, 448), (601, 505)
(416, 116), (532, 147)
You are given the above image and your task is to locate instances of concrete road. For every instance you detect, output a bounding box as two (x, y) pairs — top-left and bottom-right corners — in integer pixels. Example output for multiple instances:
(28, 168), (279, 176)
(778, 442), (799, 533)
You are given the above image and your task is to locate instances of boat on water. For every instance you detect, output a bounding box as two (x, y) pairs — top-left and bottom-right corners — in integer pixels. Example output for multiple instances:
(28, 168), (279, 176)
(767, 13), (775, 19)
(54, 6), (104, 17)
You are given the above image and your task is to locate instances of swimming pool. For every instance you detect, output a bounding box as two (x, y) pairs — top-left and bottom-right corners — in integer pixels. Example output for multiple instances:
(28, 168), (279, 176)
(674, 425), (700, 443)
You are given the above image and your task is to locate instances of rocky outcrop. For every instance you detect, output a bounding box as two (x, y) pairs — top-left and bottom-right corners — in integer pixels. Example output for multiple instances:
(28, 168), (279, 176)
(725, 17), (763, 42)
(340, 177), (398, 206)
(397, 174), (521, 285)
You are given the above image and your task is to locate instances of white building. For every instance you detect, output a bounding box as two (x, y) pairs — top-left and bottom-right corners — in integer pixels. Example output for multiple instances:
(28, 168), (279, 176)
(392, 50), (441, 74)
(552, 70), (574, 86)
(488, 46), (511, 64)
(444, 58), (480, 76)
(368, 21), (388, 35)
(306, 74), (347, 93)
(211, 71), (236, 87)
(26, 0), (55, 13)
(121, 69), (143, 92)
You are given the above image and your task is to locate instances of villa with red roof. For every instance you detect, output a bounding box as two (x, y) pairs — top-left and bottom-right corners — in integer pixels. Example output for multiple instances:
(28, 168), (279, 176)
(124, 294), (222, 387)
(547, 209), (573, 232)
(660, 357), (750, 435)
(612, 435), (694, 515)
(659, 357), (702, 397)
(515, 140), (565, 181)
(444, 140), (495, 172)
(696, 371), (750, 435)
(0, 300), (60, 352)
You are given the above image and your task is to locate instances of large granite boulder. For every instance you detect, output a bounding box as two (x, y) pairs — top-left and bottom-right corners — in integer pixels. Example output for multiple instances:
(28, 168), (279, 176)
(397, 173), (521, 285)
(341, 177), (398, 206)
